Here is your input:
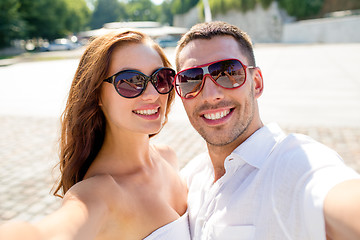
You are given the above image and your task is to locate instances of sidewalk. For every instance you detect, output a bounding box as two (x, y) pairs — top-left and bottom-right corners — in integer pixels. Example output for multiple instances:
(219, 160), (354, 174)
(0, 47), (85, 67)
(1, 44), (360, 224)
(1, 115), (359, 224)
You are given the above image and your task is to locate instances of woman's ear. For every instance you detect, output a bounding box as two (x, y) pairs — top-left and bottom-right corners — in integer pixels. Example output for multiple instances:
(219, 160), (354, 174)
(252, 67), (264, 99)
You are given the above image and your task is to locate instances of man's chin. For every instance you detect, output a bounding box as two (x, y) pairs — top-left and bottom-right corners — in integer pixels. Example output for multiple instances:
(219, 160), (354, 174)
(201, 133), (238, 147)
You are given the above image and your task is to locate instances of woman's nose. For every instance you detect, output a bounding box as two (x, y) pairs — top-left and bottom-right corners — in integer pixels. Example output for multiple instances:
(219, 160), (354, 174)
(140, 81), (159, 101)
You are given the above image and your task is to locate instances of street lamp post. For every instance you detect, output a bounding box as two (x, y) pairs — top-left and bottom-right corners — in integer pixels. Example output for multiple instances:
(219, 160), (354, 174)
(203, 0), (212, 22)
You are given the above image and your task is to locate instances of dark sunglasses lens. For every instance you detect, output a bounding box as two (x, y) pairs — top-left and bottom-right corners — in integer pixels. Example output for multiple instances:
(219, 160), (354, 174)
(115, 72), (144, 98)
(176, 68), (203, 99)
(155, 69), (175, 93)
(209, 59), (246, 88)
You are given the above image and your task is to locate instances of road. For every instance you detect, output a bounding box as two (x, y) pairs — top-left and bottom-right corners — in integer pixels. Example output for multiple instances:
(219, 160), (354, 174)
(254, 43), (360, 128)
(1, 44), (360, 126)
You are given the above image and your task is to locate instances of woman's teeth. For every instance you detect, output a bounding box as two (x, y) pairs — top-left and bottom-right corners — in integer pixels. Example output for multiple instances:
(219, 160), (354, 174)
(134, 109), (158, 115)
(203, 109), (230, 120)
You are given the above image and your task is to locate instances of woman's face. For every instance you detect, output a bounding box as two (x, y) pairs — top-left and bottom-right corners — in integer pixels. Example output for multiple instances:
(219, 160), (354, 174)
(100, 43), (169, 137)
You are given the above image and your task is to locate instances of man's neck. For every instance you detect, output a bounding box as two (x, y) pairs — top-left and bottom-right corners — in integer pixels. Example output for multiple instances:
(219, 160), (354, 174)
(207, 140), (239, 182)
(207, 121), (264, 182)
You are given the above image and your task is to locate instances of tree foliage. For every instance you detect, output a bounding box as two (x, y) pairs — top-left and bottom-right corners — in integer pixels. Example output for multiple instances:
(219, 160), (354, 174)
(0, 0), (336, 49)
(171, 0), (200, 15)
(278, 0), (324, 19)
(126, 0), (160, 21)
(207, 0), (257, 16)
(207, 0), (324, 19)
(0, 0), (90, 47)
(90, 0), (162, 28)
(64, 0), (91, 33)
(258, 0), (273, 9)
(0, 0), (25, 46)
(158, 0), (174, 25)
(19, 0), (71, 40)
(90, 0), (126, 29)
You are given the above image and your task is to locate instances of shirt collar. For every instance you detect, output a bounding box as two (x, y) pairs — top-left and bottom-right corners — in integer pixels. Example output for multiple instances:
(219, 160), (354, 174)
(230, 122), (286, 169)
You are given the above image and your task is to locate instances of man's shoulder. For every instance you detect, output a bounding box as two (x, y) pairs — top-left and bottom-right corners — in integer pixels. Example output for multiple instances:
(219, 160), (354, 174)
(273, 132), (342, 167)
(265, 132), (349, 189)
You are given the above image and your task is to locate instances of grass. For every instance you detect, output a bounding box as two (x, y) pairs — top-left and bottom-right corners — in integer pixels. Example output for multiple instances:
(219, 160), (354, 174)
(0, 55), (17, 60)
(0, 50), (82, 65)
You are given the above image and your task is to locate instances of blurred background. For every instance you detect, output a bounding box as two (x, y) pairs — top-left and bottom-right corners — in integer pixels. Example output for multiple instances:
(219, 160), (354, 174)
(1, 0), (360, 54)
(1, 0), (360, 224)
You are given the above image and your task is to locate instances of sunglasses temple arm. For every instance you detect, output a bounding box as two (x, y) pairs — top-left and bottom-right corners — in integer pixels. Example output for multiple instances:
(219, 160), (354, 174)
(103, 76), (113, 83)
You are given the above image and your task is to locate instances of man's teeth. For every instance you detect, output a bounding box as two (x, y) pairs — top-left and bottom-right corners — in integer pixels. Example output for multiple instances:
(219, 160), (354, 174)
(203, 109), (230, 120)
(134, 109), (158, 115)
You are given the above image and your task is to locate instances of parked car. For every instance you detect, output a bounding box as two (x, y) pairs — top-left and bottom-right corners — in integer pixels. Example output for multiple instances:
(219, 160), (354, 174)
(156, 36), (179, 48)
(41, 38), (79, 51)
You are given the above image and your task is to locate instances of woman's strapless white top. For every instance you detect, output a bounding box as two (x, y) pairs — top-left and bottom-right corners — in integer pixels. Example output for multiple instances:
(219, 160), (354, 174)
(143, 212), (191, 240)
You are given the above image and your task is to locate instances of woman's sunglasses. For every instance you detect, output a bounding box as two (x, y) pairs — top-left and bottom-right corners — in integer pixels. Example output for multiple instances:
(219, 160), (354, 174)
(103, 67), (175, 98)
(174, 59), (255, 99)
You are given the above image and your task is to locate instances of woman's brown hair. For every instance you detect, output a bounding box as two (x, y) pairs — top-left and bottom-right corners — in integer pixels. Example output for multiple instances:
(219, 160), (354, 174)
(54, 30), (175, 197)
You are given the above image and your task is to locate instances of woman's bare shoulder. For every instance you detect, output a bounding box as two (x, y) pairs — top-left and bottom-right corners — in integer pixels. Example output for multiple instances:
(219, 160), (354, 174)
(152, 144), (179, 169)
(65, 174), (121, 206)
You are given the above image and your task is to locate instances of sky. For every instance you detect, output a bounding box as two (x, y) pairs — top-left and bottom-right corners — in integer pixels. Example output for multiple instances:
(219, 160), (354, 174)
(151, 0), (164, 5)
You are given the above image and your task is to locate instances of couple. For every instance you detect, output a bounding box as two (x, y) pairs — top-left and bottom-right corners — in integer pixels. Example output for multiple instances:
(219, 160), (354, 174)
(1, 21), (360, 240)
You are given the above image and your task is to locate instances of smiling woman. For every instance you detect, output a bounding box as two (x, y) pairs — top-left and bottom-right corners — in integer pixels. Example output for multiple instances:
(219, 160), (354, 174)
(0, 29), (190, 240)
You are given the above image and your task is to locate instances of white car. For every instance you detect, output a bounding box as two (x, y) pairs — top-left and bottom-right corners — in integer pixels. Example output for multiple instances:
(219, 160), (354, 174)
(156, 36), (179, 48)
(42, 39), (79, 51)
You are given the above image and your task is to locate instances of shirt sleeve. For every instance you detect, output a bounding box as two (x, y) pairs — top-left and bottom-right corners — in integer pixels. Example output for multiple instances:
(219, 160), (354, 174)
(270, 134), (360, 240)
(300, 143), (360, 240)
(303, 162), (360, 239)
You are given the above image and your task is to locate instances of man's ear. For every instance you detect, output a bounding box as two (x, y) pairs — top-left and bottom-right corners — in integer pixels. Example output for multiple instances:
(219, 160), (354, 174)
(252, 67), (264, 99)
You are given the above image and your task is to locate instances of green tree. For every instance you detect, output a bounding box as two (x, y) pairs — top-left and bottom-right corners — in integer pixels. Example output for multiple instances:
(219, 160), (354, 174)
(126, 0), (159, 21)
(18, 0), (70, 40)
(242, 0), (256, 12)
(90, 0), (126, 29)
(171, 0), (199, 15)
(209, 0), (257, 15)
(0, 0), (25, 47)
(278, 0), (324, 19)
(258, 0), (273, 9)
(64, 0), (91, 33)
(158, 0), (173, 25)
(1, 0), (90, 47)
(204, 0), (324, 19)
(211, 0), (227, 15)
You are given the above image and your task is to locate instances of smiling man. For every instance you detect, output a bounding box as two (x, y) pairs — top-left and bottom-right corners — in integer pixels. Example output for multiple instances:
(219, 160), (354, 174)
(175, 21), (360, 240)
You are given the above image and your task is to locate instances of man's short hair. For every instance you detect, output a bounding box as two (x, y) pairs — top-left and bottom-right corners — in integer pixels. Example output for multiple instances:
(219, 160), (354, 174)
(175, 21), (256, 71)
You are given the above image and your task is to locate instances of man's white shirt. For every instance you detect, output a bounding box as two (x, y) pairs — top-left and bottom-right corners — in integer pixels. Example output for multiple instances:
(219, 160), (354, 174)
(181, 123), (360, 240)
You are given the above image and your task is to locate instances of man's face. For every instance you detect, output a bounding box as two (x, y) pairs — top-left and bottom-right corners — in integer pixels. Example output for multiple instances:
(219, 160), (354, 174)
(177, 36), (263, 147)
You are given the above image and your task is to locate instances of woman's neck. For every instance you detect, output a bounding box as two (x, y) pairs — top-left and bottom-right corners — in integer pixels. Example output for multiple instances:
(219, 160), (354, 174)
(85, 126), (154, 178)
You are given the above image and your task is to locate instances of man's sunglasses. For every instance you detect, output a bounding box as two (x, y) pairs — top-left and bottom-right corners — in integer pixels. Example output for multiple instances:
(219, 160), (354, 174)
(174, 59), (255, 99)
(103, 67), (175, 98)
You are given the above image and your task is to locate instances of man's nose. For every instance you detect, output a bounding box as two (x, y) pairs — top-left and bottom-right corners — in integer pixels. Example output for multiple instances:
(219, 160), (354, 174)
(200, 75), (225, 102)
